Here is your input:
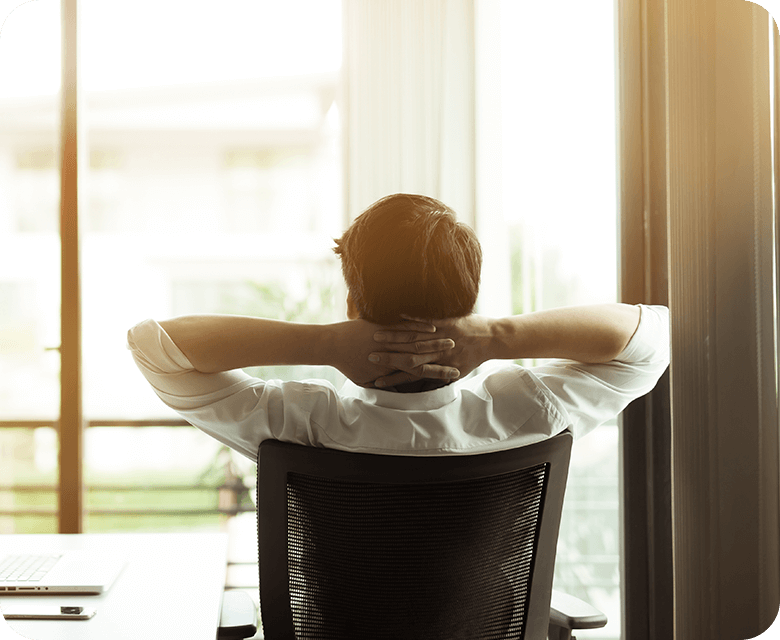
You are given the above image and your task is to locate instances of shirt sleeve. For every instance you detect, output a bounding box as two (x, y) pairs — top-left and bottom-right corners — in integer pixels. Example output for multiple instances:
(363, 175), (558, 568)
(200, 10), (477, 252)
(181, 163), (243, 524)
(528, 304), (670, 439)
(126, 319), (256, 410)
(127, 319), (308, 460)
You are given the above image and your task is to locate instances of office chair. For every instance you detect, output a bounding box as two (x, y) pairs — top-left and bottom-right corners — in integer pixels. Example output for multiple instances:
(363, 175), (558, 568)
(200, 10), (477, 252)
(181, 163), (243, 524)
(219, 431), (607, 640)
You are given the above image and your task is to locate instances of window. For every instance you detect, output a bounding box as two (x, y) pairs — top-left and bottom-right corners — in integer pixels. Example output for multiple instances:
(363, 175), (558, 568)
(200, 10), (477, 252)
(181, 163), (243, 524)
(499, 1), (621, 637)
(0, 0), (62, 534)
(87, 149), (125, 232)
(4, 1), (628, 633)
(14, 148), (59, 233)
(0, 0), (343, 550)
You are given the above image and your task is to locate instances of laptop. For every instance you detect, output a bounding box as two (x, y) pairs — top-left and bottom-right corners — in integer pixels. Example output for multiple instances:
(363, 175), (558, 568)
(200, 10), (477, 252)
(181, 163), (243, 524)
(0, 551), (126, 595)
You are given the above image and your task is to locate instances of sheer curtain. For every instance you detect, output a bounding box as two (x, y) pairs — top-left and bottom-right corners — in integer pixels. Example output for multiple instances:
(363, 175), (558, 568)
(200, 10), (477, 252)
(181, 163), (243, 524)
(341, 0), (512, 315)
(341, 0), (476, 225)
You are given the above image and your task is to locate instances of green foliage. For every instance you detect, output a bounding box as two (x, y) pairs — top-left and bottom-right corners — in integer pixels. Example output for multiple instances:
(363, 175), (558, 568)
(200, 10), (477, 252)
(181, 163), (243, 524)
(226, 278), (340, 324)
(509, 222), (581, 316)
(220, 276), (346, 386)
(510, 224), (530, 317)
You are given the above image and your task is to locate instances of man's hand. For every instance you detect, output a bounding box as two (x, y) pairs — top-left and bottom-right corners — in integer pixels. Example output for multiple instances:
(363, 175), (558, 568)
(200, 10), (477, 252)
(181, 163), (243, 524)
(329, 319), (460, 388)
(367, 305), (644, 387)
(369, 314), (494, 388)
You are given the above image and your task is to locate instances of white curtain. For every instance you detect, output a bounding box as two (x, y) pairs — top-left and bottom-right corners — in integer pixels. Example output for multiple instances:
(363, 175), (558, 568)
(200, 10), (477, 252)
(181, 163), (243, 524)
(342, 0), (476, 225)
(341, 0), (513, 315)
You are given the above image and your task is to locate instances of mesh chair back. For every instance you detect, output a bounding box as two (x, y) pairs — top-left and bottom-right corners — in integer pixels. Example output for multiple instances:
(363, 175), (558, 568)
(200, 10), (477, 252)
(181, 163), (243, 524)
(257, 433), (572, 640)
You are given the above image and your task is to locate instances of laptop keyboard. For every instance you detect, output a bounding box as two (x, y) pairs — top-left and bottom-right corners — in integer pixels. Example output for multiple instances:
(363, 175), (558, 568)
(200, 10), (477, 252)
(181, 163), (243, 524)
(0, 554), (62, 582)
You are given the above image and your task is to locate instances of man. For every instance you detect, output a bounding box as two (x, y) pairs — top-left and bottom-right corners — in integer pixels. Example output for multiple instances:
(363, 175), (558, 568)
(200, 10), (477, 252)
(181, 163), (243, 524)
(128, 193), (669, 460)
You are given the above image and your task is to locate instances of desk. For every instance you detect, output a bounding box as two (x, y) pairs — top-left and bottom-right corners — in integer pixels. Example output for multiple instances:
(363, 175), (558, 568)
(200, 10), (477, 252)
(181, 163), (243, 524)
(0, 533), (228, 640)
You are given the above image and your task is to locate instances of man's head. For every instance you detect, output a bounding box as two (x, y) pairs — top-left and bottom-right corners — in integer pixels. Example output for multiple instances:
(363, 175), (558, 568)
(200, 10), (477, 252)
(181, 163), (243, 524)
(333, 193), (482, 324)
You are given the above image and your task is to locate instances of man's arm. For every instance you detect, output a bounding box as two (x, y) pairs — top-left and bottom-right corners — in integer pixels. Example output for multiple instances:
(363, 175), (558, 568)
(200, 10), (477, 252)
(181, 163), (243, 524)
(481, 303), (641, 362)
(369, 304), (643, 387)
(157, 314), (459, 388)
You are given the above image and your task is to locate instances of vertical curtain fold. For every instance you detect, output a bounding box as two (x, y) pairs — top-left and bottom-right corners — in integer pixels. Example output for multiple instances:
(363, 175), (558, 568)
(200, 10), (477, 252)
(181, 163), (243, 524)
(620, 0), (780, 637)
(617, 0), (673, 633)
(751, 9), (779, 630)
(342, 0), (476, 224)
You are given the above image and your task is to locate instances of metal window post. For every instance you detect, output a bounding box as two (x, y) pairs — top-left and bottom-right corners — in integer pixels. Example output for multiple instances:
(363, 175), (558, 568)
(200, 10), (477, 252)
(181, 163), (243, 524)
(59, 0), (83, 534)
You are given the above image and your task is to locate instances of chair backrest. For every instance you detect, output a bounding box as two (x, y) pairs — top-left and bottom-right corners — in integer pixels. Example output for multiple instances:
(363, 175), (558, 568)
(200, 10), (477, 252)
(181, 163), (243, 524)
(256, 432), (573, 640)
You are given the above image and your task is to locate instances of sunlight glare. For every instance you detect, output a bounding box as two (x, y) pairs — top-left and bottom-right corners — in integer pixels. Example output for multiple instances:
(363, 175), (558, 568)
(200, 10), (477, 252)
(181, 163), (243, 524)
(0, 0), (342, 98)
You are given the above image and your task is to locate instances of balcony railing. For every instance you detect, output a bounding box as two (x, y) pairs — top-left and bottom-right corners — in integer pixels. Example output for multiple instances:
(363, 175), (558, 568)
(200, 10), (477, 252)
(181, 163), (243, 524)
(0, 419), (255, 521)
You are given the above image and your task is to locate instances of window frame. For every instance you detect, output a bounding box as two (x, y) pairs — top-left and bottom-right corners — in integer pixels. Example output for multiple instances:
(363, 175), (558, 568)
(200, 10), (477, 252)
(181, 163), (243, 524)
(59, 0), (83, 533)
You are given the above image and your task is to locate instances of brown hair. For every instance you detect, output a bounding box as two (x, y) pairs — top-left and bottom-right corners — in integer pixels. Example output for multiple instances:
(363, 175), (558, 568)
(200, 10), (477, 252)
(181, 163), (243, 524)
(333, 193), (482, 324)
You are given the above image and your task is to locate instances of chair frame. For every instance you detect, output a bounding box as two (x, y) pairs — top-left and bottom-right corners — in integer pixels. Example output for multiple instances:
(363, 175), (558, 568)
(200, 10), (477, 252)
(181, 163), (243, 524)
(256, 432), (573, 640)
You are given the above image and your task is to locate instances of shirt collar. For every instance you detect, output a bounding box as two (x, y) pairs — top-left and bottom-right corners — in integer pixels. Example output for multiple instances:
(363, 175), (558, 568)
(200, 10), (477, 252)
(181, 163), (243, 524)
(340, 379), (459, 410)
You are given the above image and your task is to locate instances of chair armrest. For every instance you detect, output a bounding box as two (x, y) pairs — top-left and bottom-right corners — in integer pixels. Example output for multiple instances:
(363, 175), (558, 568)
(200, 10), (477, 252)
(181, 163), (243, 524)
(217, 590), (258, 640)
(549, 589), (608, 630)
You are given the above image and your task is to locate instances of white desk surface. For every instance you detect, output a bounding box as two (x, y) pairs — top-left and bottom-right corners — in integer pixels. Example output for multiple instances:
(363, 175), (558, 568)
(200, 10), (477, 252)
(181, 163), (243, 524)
(0, 532), (229, 640)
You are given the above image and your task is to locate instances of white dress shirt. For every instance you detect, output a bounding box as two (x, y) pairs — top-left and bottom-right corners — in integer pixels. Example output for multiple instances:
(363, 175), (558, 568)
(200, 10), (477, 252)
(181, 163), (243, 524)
(127, 305), (669, 461)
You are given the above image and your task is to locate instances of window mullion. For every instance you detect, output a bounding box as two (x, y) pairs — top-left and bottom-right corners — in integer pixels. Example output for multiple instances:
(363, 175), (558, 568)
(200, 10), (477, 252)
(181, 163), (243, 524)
(59, 0), (84, 534)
